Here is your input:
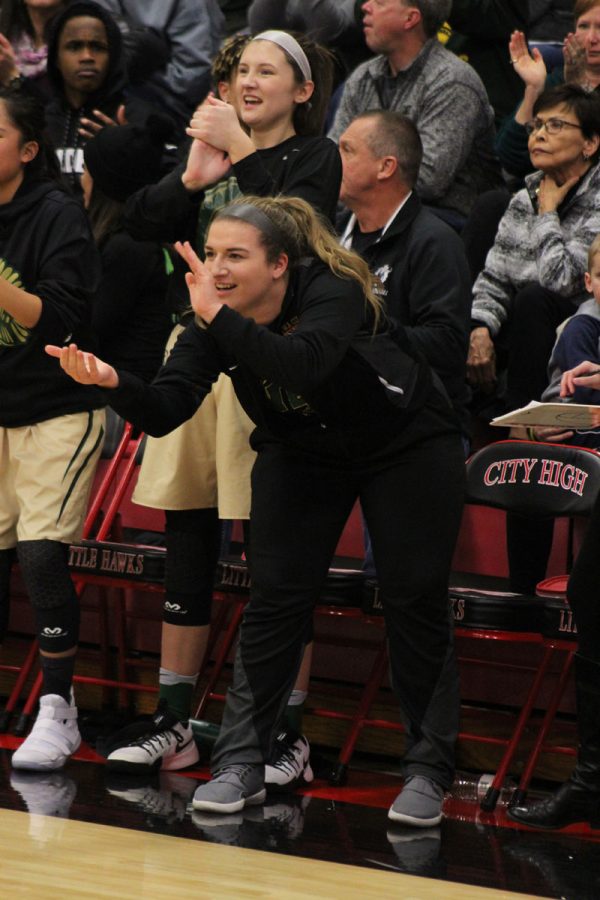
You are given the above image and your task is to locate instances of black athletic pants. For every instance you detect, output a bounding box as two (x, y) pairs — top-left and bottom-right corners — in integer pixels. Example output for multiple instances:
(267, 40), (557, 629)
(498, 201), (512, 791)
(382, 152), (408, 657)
(211, 412), (466, 790)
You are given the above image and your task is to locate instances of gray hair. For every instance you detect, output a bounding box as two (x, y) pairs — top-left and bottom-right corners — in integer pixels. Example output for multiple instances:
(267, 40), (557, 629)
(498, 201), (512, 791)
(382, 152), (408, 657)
(356, 110), (423, 188)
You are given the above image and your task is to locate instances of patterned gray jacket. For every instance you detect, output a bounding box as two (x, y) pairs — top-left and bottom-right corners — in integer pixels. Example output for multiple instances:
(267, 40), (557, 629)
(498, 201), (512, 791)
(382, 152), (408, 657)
(472, 162), (600, 337)
(328, 38), (502, 216)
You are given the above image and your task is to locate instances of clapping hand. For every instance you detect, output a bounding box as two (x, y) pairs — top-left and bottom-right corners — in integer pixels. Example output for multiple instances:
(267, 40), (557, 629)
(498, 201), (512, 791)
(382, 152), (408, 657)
(185, 94), (244, 153)
(509, 30), (547, 92)
(181, 135), (231, 192)
(563, 32), (587, 85)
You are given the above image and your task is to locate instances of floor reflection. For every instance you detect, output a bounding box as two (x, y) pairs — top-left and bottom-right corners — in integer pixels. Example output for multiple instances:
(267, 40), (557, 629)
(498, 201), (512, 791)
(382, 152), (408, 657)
(2, 747), (600, 898)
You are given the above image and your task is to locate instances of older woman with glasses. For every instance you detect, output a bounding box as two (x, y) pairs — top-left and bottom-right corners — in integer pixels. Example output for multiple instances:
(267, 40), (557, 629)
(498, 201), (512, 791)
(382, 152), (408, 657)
(468, 83), (600, 412)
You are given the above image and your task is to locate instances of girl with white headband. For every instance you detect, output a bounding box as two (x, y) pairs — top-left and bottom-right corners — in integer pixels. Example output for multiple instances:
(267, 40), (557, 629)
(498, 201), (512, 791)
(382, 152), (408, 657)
(99, 32), (340, 788)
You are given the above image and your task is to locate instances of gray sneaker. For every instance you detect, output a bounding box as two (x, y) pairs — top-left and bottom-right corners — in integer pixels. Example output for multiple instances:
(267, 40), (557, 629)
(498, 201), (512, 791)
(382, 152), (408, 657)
(192, 763), (266, 814)
(388, 776), (445, 827)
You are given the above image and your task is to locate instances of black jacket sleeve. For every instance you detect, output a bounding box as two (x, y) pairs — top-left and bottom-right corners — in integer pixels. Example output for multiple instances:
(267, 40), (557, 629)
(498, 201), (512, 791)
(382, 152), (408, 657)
(106, 322), (222, 436)
(33, 194), (101, 344)
(106, 265), (367, 433)
(398, 226), (470, 382)
(122, 166), (202, 243)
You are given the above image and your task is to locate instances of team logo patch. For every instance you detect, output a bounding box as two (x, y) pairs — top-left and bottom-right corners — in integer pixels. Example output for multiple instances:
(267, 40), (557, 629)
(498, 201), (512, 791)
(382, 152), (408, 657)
(164, 601), (186, 614)
(374, 264), (392, 284)
(0, 259), (30, 347)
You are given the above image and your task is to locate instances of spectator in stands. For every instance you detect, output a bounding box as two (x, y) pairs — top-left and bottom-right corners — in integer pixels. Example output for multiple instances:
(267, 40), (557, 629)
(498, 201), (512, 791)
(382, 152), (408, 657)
(82, 115), (174, 383)
(539, 234), (600, 432)
(42, 1), (171, 195)
(498, 1), (600, 181)
(48, 192), (466, 829)
(468, 84), (600, 416)
(0, 0), (68, 99)
(93, 0), (225, 139)
(337, 109), (471, 440)
(0, 88), (104, 772)
(43, 1), (127, 192)
(99, 32), (339, 787)
(328, 0), (503, 226)
(509, 359), (600, 831)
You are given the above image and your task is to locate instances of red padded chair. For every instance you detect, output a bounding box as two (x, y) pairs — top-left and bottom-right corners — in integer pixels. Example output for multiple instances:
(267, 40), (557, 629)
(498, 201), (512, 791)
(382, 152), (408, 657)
(449, 439), (600, 810)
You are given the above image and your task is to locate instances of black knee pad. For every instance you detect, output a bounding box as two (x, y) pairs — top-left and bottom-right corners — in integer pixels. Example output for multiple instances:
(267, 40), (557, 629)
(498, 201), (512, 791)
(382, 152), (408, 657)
(164, 510), (220, 594)
(0, 547), (16, 642)
(164, 512), (219, 627)
(17, 540), (80, 651)
(35, 602), (80, 653)
(17, 540), (78, 609)
(163, 590), (212, 626)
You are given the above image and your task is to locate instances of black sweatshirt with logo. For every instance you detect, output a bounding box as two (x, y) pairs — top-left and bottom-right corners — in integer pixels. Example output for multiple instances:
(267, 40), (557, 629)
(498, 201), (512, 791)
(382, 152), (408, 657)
(0, 177), (103, 427)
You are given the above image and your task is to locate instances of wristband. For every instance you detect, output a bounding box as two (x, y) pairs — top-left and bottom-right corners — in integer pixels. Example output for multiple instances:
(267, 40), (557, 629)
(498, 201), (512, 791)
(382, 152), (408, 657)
(527, 426), (537, 442)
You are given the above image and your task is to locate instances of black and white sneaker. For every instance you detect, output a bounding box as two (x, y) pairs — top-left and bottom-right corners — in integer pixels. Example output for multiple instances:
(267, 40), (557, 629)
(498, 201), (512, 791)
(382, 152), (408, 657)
(264, 729), (314, 792)
(106, 700), (199, 774)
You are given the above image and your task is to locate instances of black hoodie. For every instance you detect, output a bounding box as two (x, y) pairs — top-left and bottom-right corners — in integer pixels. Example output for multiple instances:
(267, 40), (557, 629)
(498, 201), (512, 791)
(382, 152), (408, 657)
(44, 2), (130, 190)
(0, 176), (104, 426)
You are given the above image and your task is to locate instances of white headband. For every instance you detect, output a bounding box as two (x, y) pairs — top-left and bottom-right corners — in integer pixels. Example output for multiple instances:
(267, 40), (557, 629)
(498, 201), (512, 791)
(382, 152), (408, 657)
(252, 30), (312, 83)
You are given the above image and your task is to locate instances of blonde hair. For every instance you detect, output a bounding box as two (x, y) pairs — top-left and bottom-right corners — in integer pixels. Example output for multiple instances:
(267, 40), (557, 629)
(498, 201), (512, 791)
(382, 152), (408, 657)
(212, 195), (383, 322)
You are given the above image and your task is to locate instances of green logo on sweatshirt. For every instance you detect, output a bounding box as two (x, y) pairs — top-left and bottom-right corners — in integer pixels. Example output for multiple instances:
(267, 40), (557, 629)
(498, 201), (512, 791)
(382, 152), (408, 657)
(0, 259), (30, 347)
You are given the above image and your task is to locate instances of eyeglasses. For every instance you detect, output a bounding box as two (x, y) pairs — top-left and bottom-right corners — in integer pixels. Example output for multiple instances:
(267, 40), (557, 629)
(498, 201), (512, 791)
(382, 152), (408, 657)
(525, 117), (584, 136)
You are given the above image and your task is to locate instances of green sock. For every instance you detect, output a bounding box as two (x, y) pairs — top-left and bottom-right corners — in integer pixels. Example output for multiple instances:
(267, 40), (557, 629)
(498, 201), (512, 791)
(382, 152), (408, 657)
(158, 668), (198, 723)
(283, 689), (307, 734)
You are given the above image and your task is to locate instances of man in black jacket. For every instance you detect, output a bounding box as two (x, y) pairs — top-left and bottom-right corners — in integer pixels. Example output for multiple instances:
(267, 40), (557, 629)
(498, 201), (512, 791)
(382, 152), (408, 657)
(337, 108), (472, 442)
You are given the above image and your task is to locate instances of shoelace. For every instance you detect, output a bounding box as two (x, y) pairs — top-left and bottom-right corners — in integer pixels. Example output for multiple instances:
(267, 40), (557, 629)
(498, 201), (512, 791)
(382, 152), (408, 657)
(134, 728), (178, 753)
(271, 743), (303, 775)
